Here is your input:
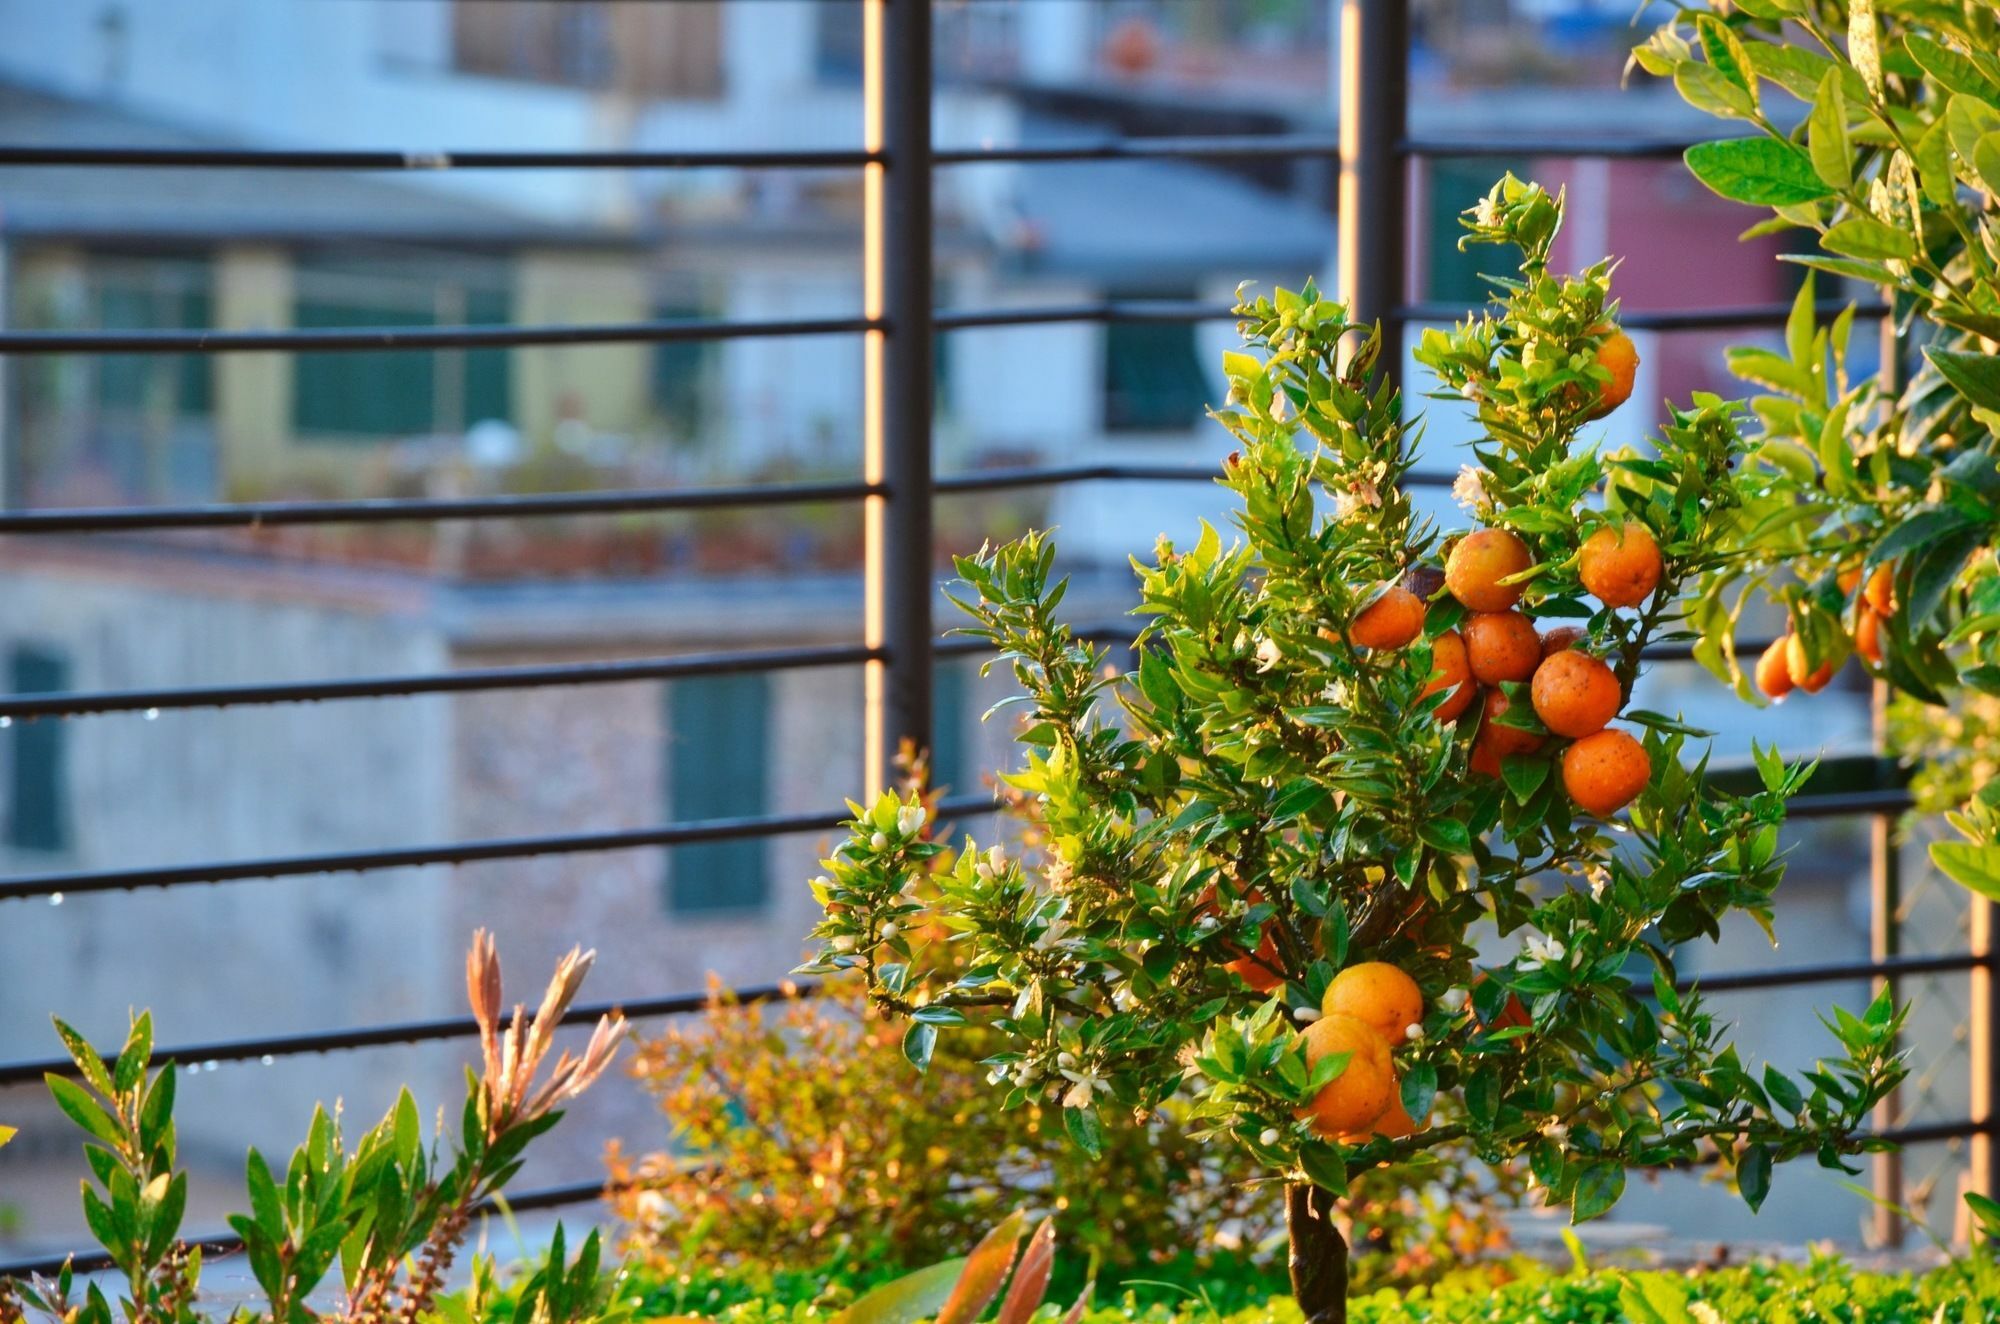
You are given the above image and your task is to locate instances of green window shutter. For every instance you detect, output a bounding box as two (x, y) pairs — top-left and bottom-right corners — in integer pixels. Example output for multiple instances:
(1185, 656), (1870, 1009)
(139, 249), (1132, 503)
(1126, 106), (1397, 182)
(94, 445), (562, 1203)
(651, 304), (711, 441)
(1424, 157), (1530, 305)
(462, 287), (513, 425)
(666, 672), (771, 914)
(1103, 315), (1209, 433)
(7, 647), (71, 853)
(930, 659), (968, 797)
(291, 300), (437, 438)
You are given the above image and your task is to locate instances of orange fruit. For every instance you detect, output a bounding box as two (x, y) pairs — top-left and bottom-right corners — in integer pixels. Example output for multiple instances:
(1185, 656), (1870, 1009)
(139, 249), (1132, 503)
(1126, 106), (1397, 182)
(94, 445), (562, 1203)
(1586, 329), (1640, 420)
(1347, 586), (1426, 651)
(1561, 728), (1652, 817)
(1297, 1014), (1396, 1139)
(1222, 919), (1285, 993)
(1343, 1089), (1421, 1143)
(1529, 650), (1622, 739)
(1539, 625), (1585, 657)
(1855, 606), (1883, 665)
(1785, 636), (1835, 694)
(1445, 529), (1532, 613)
(1468, 740), (1504, 779)
(1321, 961), (1424, 1042)
(1577, 522), (1662, 609)
(1463, 611), (1542, 685)
(1838, 566), (1862, 596)
(1421, 630), (1477, 723)
(1755, 636), (1795, 700)
(1476, 686), (1542, 759)
(1865, 564), (1895, 617)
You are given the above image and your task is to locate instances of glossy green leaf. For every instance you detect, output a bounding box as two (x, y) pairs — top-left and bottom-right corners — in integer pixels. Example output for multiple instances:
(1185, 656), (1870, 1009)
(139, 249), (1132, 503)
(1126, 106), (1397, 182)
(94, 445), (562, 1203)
(1821, 217), (1914, 260)
(1738, 1143), (1773, 1212)
(1933, 843), (2000, 899)
(1571, 1162), (1626, 1222)
(1686, 138), (1832, 206)
(1806, 70), (1850, 189)
(834, 1258), (969, 1324)
(46, 1075), (126, 1149)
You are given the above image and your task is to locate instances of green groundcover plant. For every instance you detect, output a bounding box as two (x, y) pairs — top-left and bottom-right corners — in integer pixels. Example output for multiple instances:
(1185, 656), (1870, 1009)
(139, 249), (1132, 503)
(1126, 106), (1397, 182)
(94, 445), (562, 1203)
(799, 178), (1906, 1324)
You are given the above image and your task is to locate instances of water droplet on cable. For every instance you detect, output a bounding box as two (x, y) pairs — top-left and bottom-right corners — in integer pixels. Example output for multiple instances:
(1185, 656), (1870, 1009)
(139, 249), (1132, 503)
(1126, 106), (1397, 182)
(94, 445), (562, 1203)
(49, 892), (63, 906)
(260, 1055), (275, 1066)
(202, 1059), (220, 1073)
(0, 717), (13, 728)
(144, 708), (160, 721)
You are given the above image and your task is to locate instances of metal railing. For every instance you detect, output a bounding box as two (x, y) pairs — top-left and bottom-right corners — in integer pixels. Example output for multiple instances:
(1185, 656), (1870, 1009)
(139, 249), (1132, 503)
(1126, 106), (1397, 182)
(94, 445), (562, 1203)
(0, 0), (1982, 1275)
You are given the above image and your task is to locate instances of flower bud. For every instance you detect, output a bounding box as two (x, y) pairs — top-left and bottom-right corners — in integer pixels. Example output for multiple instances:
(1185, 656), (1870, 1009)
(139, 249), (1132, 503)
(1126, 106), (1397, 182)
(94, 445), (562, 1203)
(1259, 1128), (1281, 1146)
(870, 832), (889, 851)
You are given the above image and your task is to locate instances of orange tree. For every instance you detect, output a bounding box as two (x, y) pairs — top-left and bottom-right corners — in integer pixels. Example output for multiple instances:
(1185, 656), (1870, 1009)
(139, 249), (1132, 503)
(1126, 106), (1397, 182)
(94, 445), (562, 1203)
(800, 178), (1905, 1324)
(1634, 2), (2000, 893)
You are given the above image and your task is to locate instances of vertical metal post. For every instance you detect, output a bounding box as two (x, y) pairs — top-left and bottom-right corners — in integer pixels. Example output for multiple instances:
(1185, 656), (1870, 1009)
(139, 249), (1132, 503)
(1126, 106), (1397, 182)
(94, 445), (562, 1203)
(862, 0), (934, 792)
(1870, 682), (1905, 1246)
(1336, 0), (1408, 368)
(1973, 894), (2000, 1216)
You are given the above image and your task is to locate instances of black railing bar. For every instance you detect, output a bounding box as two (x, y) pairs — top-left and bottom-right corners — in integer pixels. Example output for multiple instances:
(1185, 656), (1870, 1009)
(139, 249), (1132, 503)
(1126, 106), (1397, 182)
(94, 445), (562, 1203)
(0, 981), (824, 1088)
(1657, 951), (1985, 997)
(0, 794), (1000, 902)
(1400, 135), (1719, 161)
(0, 644), (881, 720)
(0, 313), (879, 356)
(1784, 788), (1912, 820)
(1399, 300), (1890, 334)
(938, 462), (1453, 492)
(0, 478), (881, 533)
(0, 133), (1344, 175)
(935, 134), (1341, 165)
(934, 300), (1236, 331)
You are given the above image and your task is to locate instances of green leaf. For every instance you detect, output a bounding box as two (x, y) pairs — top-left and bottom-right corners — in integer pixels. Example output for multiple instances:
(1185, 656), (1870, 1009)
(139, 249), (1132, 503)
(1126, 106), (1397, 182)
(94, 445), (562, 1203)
(1907, 35), (2000, 103)
(1696, 15), (1759, 112)
(1062, 1104), (1102, 1158)
(1848, 0), (1882, 101)
(246, 1148), (284, 1239)
(1685, 138), (1834, 206)
(112, 1013), (152, 1095)
(902, 1022), (936, 1074)
(1928, 347), (2000, 413)
(1417, 817), (1472, 855)
(1501, 754), (1549, 804)
(1821, 216), (1914, 260)
(1571, 1163), (1626, 1222)
(1933, 843), (2000, 899)
(1806, 69), (1850, 189)
(1400, 1061), (1437, 1123)
(834, 1258), (970, 1324)
(1738, 1143), (1773, 1212)
(46, 1074), (127, 1149)
(52, 1020), (115, 1098)
(1298, 1140), (1349, 1195)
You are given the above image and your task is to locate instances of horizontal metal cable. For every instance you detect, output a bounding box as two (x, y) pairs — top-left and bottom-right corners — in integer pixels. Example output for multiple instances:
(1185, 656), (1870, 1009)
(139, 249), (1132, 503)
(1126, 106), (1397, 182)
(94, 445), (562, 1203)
(1401, 135), (1719, 161)
(0, 644), (879, 720)
(0, 981), (819, 1088)
(934, 299), (1236, 330)
(0, 313), (878, 356)
(1399, 300), (1891, 333)
(1665, 951), (1984, 997)
(0, 133), (1340, 174)
(0, 476), (878, 532)
(0, 794), (998, 902)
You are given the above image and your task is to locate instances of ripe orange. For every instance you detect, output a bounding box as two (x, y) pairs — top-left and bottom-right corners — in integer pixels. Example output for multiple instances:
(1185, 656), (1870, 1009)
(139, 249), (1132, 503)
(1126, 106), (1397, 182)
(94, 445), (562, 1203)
(1855, 606), (1883, 665)
(1838, 566), (1862, 596)
(1561, 728), (1651, 817)
(1865, 564), (1895, 617)
(1539, 625), (1585, 657)
(1321, 961), (1423, 1042)
(1476, 686), (1543, 758)
(1445, 529), (1532, 614)
(1343, 1089), (1420, 1143)
(1347, 586), (1426, 651)
(1223, 921), (1285, 993)
(1464, 611), (1542, 685)
(1755, 636), (1795, 700)
(1468, 740), (1504, 779)
(1422, 630), (1477, 723)
(1529, 650), (1622, 739)
(1577, 522), (1661, 609)
(1297, 1014), (1396, 1138)
(1784, 636), (1835, 694)
(1586, 329), (1640, 420)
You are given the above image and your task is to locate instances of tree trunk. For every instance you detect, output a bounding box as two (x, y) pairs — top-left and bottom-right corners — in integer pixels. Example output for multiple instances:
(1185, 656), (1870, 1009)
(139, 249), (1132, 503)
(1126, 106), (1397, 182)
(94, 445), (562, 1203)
(1286, 1183), (1349, 1324)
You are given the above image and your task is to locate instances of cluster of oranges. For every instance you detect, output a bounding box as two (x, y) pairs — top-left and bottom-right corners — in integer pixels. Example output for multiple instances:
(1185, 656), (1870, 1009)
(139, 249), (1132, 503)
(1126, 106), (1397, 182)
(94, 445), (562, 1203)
(1299, 961), (1425, 1141)
(1754, 565), (1893, 700)
(1345, 519), (1663, 817)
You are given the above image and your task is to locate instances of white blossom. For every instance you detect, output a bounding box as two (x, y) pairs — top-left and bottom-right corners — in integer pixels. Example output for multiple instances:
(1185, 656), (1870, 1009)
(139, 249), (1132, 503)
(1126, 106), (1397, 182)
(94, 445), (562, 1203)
(1058, 1051), (1078, 1069)
(879, 922), (898, 939)
(1404, 1023), (1425, 1043)
(1439, 987), (1469, 1014)
(1058, 1063), (1113, 1108)
(1587, 866), (1611, 901)
(1032, 917), (1073, 952)
(896, 803), (928, 836)
(986, 844), (1006, 873)
(1690, 1305), (1727, 1324)
(812, 875), (832, 891)
(1255, 635), (1283, 673)
(1522, 932), (1566, 968)
(1451, 464), (1491, 513)
(633, 1189), (669, 1221)
(1259, 1128), (1281, 1146)
(1113, 985), (1139, 1011)
(1542, 1120), (1569, 1143)
(831, 935), (857, 953)
(870, 831), (889, 851)
(1294, 1006), (1322, 1024)
(1333, 479), (1382, 521)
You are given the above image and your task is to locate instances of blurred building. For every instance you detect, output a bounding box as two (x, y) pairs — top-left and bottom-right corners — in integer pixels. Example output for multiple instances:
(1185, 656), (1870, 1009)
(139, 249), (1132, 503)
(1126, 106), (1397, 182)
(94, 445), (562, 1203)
(0, 0), (1914, 1259)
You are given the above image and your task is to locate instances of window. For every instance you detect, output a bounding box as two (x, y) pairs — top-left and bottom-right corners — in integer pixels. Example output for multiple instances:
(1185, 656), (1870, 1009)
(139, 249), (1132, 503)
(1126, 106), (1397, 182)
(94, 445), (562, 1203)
(292, 266), (511, 439)
(652, 303), (714, 443)
(1424, 156), (1529, 304)
(451, 1), (722, 99)
(1103, 310), (1209, 433)
(665, 673), (771, 915)
(930, 660), (969, 797)
(6, 646), (71, 853)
